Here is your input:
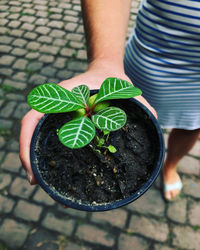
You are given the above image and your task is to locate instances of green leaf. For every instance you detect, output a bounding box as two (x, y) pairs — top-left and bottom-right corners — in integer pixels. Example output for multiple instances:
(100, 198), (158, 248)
(72, 85), (90, 105)
(28, 83), (84, 113)
(95, 77), (142, 104)
(58, 117), (95, 149)
(108, 145), (117, 153)
(92, 107), (126, 131)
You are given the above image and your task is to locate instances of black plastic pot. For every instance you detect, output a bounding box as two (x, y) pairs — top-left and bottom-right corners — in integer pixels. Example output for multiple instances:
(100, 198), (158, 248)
(30, 96), (165, 212)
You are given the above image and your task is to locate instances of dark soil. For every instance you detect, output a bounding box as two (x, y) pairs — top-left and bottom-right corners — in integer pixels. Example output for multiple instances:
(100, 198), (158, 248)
(34, 99), (160, 205)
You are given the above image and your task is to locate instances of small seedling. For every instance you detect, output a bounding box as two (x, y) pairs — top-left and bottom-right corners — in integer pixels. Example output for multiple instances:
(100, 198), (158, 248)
(28, 77), (142, 151)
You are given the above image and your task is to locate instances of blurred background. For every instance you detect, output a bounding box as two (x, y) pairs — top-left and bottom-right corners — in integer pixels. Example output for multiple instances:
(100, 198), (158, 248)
(0, 0), (200, 249)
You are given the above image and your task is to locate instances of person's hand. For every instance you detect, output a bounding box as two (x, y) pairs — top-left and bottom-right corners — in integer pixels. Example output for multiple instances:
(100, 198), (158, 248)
(19, 59), (156, 184)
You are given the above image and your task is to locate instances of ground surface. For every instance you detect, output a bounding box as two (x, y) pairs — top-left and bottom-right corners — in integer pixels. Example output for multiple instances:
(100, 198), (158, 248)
(0, 0), (200, 249)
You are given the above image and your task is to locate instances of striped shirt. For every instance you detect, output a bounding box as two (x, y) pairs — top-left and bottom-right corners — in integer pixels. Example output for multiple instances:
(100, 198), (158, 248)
(124, 0), (200, 129)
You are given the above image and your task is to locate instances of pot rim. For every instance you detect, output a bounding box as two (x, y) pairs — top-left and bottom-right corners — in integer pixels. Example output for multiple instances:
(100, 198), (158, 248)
(30, 96), (165, 212)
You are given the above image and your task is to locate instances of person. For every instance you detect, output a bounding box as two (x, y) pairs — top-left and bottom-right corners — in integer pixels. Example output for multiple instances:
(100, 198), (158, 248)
(20, 0), (200, 201)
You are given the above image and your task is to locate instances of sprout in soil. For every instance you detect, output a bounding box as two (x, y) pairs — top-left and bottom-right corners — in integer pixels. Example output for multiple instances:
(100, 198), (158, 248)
(27, 77), (142, 152)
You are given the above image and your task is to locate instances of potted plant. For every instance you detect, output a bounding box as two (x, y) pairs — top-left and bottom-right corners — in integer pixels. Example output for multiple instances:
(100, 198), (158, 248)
(28, 77), (165, 211)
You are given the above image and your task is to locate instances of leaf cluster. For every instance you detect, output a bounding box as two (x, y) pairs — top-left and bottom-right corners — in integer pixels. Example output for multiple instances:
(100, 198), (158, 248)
(28, 77), (142, 149)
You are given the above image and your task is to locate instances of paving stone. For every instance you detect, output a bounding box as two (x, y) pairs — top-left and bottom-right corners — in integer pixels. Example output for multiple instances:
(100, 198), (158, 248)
(25, 52), (40, 60)
(182, 177), (200, 198)
(13, 59), (28, 70)
(1, 152), (21, 173)
(178, 156), (200, 176)
(69, 41), (84, 49)
(73, 5), (81, 11)
(21, 23), (35, 31)
(11, 48), (27, 56)
(57, 206), (87, 218)
(14, 200), (43, 222)
(127, 189), (165, 217)
(68, 61), (88, 72)
(7, 13), (20, 20)
(6, 93), (25, 101)
(77, 49), (87, 60)
(172, 226), (200, 250)
(42, 212), (75, 235)
(76, 224), (114, 247)
(118, 233), (149, 250)
(35, 26), (51, 35)
(64, 9), (79, 16)
(64, 15), (79, 23)
(64, 242), (92, 250)
(167, 198), (187, 223)
(0, 45), (12, 53)
(0, 55), (15, 66)
(0, 151), (5, 162)
(0, 101), (16, 118)
(53, 38), (66, 46)
(36, 11), (48, 18)
(49, 13), (62, 20)
(26, 41), (41, 50)
(0, 119), (13, 129)
(19, 15), (36, 23)
(41, 66), (57, 77)
(0, 136), (5, 149)
(60, 48), (75, 57)
(10, 6), (22, 13)
(13, 102), (30, 119)
(10, 29), (24, 37)
(53, 57), (66, 69)
(154, 244), (175, 250)
(13, 71), (28, 81)
(64, 22), (78, 32)
(48, 20), (64, 29)
(0, 195), (15, 213)
(129, 215), (169, 242)
(23, 9), (36, 15)
(29, 74), (47, 85)
(7, 20), (21, 28)
(10, 177), (35, 198)
(24, 31), (38, 40)
(39, 45), (59, 55)
(3, 79), (26, 90)
(0, 36), (14, 44)
(56, 70), (73, 80)
(0, 173), (12, 190)
(0, 219), (30, 248)
(23, 228), (58, 250)
(33, 187), (55, 206)
(0, 5), (9, 11)
(49, 29), (66, 38)
(39, 55), (54, 63)
(76, 25), (84, 34)
(0, 16), (9, 25)
(0, 25), (10, 34)
(26, 61), (43, 72)
(49, 7), (63, 13)
(35, 18), (49, 26)
(189, 140), (200, 157)
(37, 35), (53, 44)
(6, 139), (19, 151)
(12, 38), (27, 47)
(66, 33), (83, 42)
(188, 201), (200, 226)
(91, 209), (127, 228)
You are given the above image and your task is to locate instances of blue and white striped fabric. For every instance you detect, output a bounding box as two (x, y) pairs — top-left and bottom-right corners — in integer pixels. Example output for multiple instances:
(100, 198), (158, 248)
(124, 0), (200, 130)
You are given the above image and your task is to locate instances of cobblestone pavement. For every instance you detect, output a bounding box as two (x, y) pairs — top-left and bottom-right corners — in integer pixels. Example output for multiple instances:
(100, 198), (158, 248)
(0, 0), (200, 249)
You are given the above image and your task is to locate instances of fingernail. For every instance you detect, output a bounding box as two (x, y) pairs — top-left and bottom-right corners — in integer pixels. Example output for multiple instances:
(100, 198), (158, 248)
(27, 172), (33, 184)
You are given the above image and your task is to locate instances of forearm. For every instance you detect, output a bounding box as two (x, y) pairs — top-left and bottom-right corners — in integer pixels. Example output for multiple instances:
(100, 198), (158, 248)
(81, 0), (132, 68)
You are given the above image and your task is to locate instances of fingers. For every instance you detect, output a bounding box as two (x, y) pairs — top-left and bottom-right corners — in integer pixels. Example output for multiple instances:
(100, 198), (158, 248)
(134, 95), (158, 119)
(19, 109), (44, 185)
